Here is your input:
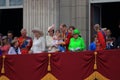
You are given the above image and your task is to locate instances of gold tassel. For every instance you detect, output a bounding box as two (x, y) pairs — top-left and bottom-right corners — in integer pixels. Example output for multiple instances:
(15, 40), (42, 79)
(94, 52), (97, 70)
(41, 54), (58, 80)
(0, 55), (10, 80)
(1, 55), (6, 74)
(84, 52), (110, 80)
(94, 64), (97, 70)
(48, 54), (51, 71)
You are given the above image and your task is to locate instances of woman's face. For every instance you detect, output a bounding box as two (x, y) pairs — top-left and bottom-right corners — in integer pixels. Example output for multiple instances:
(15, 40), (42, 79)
(2, 38), (8, 44)
(48, 30), (54, 36)
(73, 34), (79, 39)
(34, 32), (40, 38)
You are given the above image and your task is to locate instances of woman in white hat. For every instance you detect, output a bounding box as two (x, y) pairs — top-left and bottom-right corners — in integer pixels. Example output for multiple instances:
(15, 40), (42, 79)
(29, 27), (45, 54)
(46, 24), (56, 52)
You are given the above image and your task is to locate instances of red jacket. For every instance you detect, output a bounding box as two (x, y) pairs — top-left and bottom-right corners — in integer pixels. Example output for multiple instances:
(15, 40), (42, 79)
(97, 31), (106, 50)
(65, 32), (72, 51)
(18, 36), (32, 54)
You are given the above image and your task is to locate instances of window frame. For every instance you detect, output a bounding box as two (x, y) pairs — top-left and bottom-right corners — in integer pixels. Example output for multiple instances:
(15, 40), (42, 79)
(0, 0), (23, 9)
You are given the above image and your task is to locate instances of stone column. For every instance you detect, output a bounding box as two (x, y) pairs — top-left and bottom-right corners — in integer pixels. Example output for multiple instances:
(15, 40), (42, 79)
(60, 0), (90, 48)
(23, 0), (59, 37)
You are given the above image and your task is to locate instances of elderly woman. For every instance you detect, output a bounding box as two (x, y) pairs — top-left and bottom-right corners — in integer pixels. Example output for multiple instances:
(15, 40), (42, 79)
(29, 27), (45, 54)
(68, 29), (86, 52)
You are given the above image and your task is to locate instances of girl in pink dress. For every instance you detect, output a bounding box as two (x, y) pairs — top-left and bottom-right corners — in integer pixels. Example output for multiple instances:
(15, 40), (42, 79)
(0, 36), (11, 55)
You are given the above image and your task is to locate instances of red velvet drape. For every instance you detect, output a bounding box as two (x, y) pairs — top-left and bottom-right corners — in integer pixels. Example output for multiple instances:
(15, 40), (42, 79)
(0, 49), (120, 80)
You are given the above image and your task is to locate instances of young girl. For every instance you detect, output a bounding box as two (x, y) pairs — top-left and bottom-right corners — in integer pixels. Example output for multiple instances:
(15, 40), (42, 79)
(52, 34), (66, 52)
(8, 40), (21, 55)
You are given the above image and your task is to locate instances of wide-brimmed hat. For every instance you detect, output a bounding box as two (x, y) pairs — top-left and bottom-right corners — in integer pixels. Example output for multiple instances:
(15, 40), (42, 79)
(48, 24), (55, 32)
(2, 36), (8, 40)
(32, 27), (43, 35)
(73, 29), (80, 35)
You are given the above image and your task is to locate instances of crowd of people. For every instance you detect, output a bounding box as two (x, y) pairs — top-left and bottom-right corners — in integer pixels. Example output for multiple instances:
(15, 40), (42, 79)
(89, 24), (120, 50)
(0, 23), (120, 55)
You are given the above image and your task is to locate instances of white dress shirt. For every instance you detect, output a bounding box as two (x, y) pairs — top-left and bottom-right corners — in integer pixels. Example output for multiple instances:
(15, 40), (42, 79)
(30, 36), (45, 53)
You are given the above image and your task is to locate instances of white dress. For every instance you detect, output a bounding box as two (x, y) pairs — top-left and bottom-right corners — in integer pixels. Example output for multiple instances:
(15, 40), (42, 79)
(30, 36), (45, 53)
(46, 35), (57, 52)
(46, 35), (53, 47)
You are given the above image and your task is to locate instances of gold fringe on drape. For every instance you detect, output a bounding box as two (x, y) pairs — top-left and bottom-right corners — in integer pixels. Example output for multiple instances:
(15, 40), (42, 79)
(84, 52), (110, 80)
(0, 55), (10, 80)
(41, 54), (58, 80)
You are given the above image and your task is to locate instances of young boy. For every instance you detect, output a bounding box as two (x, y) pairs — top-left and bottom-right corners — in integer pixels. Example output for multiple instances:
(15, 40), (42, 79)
(89, 35), (97, 51)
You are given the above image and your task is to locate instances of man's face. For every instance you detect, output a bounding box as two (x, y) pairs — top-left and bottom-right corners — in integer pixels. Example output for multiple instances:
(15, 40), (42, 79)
(94, 26), (99, 32)
(106, 30), (111, 36)
(8, 33), (13, 38)
(69, 28), (73, 33)
(60, 25), (63, 31)
(21, 30), (27, 37)
(63, 27), (66, 31)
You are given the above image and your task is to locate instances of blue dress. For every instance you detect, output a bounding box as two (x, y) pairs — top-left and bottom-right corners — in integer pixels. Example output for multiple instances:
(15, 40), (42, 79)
(89, 42), (96, 51)
(0, 49), (2, 55)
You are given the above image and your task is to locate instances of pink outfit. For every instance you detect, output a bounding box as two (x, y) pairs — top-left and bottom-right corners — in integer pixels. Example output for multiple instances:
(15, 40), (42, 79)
(1, 44), (10, 54)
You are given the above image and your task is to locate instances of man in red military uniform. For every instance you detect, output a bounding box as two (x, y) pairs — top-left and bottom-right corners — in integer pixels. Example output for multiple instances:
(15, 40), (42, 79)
(18, 28), (33, 54)
(64, 26), (75, 51)
(94, 24), (106, 50)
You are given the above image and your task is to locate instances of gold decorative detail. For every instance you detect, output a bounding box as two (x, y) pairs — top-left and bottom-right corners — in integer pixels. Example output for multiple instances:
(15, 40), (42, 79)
(41, 73), (58, 80)
(41, 54), (58, 80)
(48, 54), (51, 71)
(0, 75), (10, 80)
(84, 51), (110, 80)
(94, 52), (97, 70)
(1, 55), (5, 74)
(84, 71), (110, 80)
(0, 55), (10, 80)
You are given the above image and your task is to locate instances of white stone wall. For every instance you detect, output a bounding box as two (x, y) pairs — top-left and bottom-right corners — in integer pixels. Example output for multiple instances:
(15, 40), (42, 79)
(23, 0), (59, 37)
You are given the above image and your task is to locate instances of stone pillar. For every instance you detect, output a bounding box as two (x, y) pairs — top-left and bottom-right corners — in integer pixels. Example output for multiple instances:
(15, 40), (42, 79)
(60, 0), (90, 48)
(23, 0), (59, 37)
